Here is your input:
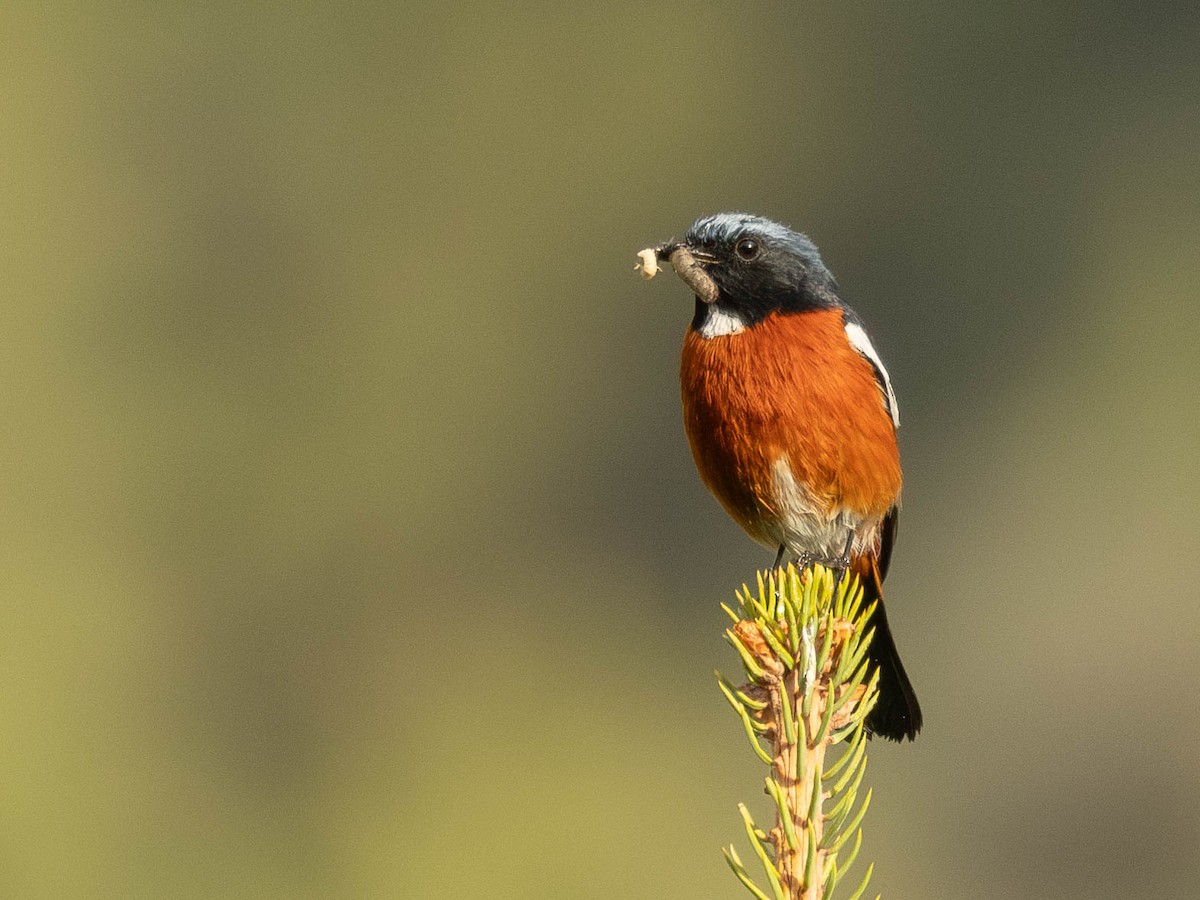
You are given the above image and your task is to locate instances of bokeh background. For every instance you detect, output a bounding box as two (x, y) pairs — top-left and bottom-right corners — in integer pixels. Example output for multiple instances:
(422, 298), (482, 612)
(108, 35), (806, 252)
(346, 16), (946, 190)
(4, 2), (1199, 897)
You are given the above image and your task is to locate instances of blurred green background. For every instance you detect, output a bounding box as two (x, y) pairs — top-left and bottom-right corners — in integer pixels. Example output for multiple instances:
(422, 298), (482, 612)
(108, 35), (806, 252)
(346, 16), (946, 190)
(3, 2), (1199, 897)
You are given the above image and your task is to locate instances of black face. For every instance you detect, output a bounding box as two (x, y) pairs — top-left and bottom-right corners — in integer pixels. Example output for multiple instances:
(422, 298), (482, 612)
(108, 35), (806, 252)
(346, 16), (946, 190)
(683, 213), (842, 328)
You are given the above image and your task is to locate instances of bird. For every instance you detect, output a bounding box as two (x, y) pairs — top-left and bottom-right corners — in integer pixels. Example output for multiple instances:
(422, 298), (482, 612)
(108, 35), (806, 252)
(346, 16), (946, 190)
(652, 212), (921, 741)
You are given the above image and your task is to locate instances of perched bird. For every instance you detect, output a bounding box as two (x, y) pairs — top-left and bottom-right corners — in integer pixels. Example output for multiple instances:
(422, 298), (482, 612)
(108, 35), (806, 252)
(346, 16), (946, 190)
(650, 213), (921, 741)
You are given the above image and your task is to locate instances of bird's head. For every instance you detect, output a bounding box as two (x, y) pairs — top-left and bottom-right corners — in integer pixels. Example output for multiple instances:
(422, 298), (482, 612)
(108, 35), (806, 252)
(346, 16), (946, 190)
(677, 213), (841, 333)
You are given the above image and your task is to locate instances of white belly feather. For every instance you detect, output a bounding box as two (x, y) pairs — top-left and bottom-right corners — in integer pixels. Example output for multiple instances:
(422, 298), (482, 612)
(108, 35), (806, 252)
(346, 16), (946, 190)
(769, 457), (879, 560)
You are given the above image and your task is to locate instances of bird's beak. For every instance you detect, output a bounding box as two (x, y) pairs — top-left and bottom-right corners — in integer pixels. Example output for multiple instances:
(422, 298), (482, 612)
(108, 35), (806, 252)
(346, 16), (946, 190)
(663, 244), (720, 304)
(639, 241), (720, 303)
(684, 246), (719, 265)
(651, 242), (718, 266)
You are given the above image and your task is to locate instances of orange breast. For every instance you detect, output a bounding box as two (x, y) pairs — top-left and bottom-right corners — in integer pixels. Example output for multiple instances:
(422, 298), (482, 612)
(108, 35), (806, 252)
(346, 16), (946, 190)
(680, 308), (901, 542)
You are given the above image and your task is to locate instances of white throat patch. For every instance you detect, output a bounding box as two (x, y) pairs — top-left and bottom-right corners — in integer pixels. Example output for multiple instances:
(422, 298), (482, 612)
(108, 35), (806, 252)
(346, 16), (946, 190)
(697, 305), (746, 338)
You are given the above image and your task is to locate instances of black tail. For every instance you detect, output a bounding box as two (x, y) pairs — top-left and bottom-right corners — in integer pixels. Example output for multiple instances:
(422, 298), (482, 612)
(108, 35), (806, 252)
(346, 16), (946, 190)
(862, 578), (922, 742)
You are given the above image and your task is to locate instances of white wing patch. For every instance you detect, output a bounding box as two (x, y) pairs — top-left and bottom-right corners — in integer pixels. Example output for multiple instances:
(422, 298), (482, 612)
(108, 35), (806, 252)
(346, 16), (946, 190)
(844, 321), (900, 428)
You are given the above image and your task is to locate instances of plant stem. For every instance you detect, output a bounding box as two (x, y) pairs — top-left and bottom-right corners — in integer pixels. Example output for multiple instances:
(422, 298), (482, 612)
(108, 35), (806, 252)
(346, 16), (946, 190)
(771, 660), (829, 896)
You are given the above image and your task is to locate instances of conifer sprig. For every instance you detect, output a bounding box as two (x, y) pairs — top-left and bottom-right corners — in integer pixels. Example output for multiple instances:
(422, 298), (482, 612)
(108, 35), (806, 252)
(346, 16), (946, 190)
(718, 564), (881, 900)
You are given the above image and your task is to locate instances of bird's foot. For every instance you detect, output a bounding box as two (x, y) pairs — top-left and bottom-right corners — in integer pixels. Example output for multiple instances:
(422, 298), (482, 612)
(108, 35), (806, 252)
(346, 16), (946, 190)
(791, 552), (850, 573)
(770, 548), (852, 578)
(824, 552), (853, 572)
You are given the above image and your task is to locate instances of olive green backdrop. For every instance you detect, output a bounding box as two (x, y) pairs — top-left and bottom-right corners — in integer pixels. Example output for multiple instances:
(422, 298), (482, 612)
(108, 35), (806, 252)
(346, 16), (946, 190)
(4, 2), (1198, 897)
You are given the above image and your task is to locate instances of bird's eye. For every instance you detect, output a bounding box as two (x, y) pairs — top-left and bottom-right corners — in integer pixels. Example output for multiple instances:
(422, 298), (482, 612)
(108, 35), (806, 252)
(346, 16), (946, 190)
(735, 237), (760, 260)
